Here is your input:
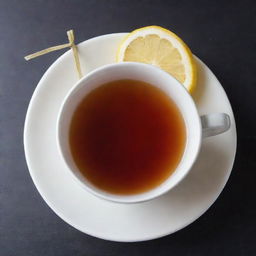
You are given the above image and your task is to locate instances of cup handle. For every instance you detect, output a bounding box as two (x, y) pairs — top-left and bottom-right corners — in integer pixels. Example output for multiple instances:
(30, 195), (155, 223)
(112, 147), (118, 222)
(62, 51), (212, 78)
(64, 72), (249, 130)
(200, 113), (231, 138)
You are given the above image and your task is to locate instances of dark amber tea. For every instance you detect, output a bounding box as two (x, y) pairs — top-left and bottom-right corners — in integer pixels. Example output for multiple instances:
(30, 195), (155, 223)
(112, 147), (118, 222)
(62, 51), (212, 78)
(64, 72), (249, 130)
(69, 79), (186, 195)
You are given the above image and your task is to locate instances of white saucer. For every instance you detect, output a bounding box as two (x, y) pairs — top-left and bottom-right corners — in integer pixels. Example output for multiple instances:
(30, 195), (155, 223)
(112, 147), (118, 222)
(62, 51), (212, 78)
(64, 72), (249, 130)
(24, 33), (237, 242)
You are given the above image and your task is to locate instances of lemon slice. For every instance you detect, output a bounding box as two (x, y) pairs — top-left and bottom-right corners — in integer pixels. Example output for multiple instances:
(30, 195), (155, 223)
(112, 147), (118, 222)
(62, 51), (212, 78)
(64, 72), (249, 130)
(117, 26), (197, 92)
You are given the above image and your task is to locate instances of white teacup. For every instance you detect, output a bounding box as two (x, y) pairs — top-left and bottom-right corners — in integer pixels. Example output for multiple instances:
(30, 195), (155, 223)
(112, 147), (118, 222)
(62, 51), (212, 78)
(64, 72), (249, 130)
(57, 62), (230, 203)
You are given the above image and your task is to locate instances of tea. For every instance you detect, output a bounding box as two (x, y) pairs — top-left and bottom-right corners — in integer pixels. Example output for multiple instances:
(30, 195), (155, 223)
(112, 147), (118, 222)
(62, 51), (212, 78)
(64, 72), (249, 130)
(69, 79), (186, 195)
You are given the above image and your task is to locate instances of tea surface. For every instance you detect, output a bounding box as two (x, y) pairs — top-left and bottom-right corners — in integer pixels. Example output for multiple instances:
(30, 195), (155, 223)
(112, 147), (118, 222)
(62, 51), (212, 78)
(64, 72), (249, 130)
(70, 79), (186, 194)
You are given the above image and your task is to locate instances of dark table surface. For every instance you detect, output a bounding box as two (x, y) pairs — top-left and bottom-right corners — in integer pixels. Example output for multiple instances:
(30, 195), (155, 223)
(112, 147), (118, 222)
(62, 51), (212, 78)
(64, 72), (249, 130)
(1, 0), (255, 255)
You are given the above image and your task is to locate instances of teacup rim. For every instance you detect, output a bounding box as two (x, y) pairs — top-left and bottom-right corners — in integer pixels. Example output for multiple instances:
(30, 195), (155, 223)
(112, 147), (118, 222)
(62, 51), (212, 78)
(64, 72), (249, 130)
(56, 62), (202, 203)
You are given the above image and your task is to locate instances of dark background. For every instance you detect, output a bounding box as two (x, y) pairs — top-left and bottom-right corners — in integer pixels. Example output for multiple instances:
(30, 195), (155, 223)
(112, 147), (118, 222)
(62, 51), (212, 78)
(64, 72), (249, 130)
(1, 0), (255, 255)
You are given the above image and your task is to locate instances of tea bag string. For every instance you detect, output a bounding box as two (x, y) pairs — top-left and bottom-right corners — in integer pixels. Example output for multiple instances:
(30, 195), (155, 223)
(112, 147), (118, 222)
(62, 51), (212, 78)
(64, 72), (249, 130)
(24, 30), (82, 79)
